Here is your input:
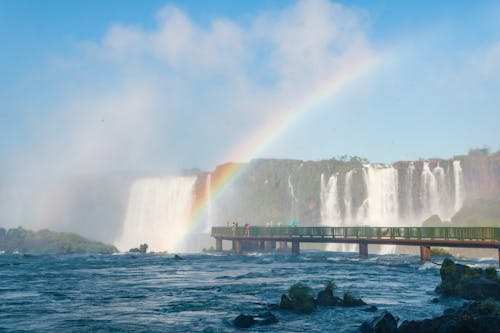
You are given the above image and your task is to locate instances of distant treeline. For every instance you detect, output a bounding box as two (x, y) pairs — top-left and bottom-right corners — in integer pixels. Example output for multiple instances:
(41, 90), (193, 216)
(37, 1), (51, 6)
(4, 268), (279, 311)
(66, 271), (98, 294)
(0, 227), (118, 254)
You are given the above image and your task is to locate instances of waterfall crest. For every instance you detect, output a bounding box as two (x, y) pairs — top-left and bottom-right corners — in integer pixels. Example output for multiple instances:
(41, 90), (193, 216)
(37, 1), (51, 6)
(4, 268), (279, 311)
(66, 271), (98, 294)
(116, 176), (196, 252)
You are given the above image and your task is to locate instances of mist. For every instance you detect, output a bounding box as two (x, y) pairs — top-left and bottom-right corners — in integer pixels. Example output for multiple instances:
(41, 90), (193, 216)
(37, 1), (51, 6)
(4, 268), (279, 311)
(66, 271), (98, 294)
(2, 0), (500, 247)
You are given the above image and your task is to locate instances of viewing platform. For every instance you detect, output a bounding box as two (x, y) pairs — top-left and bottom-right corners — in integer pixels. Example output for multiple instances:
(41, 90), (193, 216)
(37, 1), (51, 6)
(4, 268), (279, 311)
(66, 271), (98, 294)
(211, 226), (500, 266)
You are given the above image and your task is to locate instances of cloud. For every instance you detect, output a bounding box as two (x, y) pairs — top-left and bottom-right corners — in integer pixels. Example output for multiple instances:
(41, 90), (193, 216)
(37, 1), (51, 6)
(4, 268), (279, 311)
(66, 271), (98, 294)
(1, 0), (376, 239)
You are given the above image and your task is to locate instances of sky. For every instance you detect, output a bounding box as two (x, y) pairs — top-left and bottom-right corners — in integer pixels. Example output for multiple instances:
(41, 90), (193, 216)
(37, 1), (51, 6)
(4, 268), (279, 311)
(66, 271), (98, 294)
(1, 0), (500, 229)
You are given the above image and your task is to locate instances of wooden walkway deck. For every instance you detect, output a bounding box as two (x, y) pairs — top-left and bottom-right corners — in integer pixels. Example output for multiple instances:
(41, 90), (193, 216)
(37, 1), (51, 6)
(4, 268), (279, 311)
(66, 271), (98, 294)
(211, 226), (500, 266)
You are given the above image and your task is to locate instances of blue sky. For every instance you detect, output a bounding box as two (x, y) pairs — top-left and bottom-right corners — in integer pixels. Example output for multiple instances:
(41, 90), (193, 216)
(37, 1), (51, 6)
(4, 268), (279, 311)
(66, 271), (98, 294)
(1, 0), (500, 177)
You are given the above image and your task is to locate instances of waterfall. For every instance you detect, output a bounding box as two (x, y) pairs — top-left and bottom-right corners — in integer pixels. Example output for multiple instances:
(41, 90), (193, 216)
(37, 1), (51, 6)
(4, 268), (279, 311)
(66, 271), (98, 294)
(320, 173), (341, 225)
(319, 160), (468, 254)
(361, 164), (399, 226)
(321, 173), (352, 252)
(288, 174), (297, 221)
(406, 162), (415, 220)
(453, 160), (465, 212)
(204, 174), (212, 233)
(433, 163), (452, 220)
(421, 162), (439, 220)
(116, 176), (196, 253)
(344, 170), (354, 223)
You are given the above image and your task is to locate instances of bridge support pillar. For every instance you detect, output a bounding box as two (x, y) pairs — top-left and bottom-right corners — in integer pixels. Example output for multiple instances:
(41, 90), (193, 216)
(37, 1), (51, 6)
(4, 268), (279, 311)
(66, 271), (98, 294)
(359, 242), (368, 259)
(232, 240), (242, 254)
(259, 240), (265, 250)
(216, 238), (222, 252)
(420, 245), (431, 262)
(279, 241), (288, 249)
(264, 240), (276, 250)
(291, 240), (300, 256)
(498, 249), (499, 268)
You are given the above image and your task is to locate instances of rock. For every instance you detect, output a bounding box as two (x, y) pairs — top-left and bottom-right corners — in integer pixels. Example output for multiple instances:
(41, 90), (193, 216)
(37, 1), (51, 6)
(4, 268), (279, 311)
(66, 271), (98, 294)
(362, 305), (378, 312)
(431, 298), (439, 303)
(437, 258), (500, 300)
(129, 243), (148, 253)
(461, 277), (500, 300)
(233, 312), (278, 328)
(234, 314), (255, 328)
(279, 283), (316, 313)
(174, 254), (184, 260)
(341, 292), (367, 307)
(397, 301), (500, 333)
(279, 293), (316, 313)
(255, 311), (278, 326)
(315, 288), (340, 306)
(279, 294), (294, 310)
(359, 310), (397, 333)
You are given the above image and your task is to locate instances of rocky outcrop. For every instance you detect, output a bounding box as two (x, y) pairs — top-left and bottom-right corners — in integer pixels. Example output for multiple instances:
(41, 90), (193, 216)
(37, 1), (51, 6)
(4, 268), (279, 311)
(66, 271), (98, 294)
(398, 301), (500, 333)
(233, 312), (278, 328)
(360, 301), (500, 333)
(359, 311), (398, 333)
(279, 282), (367, 314)
(436, 258), (500, 300)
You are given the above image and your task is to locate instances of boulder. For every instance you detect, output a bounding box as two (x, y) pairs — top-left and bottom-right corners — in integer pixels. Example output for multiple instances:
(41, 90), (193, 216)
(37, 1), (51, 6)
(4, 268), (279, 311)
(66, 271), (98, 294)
(279, 283), (316, 314)
(233, 314), (255, 328)
(359, 310), (397, 333)
(341, 292), (367, 307)
(362, 305), (378, 312)
(233, 312), (278, 328)
(315, 288), (341, 306)
(255, 311), (278, 326)
(436, 258), (500, 300)
(393, 301), (500, 333)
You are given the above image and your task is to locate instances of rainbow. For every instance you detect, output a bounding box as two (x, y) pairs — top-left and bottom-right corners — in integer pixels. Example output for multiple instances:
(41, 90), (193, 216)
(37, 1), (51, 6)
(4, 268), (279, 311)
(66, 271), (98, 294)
(187, 54), (379, 235)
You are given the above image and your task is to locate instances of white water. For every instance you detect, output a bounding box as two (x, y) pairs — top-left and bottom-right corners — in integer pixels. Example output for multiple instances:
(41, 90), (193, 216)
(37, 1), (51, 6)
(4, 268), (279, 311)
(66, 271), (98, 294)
(116, 177), (196, 253)
(344, 170), (354, 223)
(358, 164), (399, 226)
(320, 160), (466, 254)
(320, 173), (341, 225)
(453, 160), (465, 212)
(406, 162), (415, 220)
(421, 161), (439, 219)
(204, 174), (212, 233)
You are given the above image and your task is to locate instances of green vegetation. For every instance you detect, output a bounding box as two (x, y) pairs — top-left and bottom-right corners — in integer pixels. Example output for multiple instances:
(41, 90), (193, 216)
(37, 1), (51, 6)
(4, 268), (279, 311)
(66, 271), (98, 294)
(451, 199), (500, 227)
(324, 280), (337, 292)
(281, 282), (316, 313)
(288, 282), (313, 301)
(129, 243), (148, 253)
(438, 257), (500, 299)
(479, 298), (499, 315)
(430, 247), (453, 257)
(0, 226), (117, 254)
(202, 246), (215, 253)
(422, 215), (448, 227)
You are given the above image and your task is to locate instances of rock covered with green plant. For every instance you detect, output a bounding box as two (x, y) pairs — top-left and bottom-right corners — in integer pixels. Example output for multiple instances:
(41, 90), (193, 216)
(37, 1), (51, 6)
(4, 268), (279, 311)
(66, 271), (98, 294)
(280, 282), (316, 313)
(436, 257), (500, 300)
(0, 226), (117, 254)
(279, 280), (367, 314)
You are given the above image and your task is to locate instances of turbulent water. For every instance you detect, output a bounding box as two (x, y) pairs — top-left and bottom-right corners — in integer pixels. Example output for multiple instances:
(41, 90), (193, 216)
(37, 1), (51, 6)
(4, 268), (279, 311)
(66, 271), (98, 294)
(2, 251), (494, 332)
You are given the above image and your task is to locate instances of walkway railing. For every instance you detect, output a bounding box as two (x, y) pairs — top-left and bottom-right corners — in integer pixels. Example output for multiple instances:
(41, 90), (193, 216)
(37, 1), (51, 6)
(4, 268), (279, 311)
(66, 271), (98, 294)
(212, 226), (500, 241)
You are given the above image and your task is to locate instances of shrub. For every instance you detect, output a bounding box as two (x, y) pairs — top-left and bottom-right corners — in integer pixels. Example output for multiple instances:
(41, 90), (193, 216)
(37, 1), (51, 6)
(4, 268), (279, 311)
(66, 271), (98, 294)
(343, 292), (356, 304)
(479, 298), (498, 315)
(484, 267), (498, 280)
(324, 280), (337, 292)
(288, 283), (313, 302)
